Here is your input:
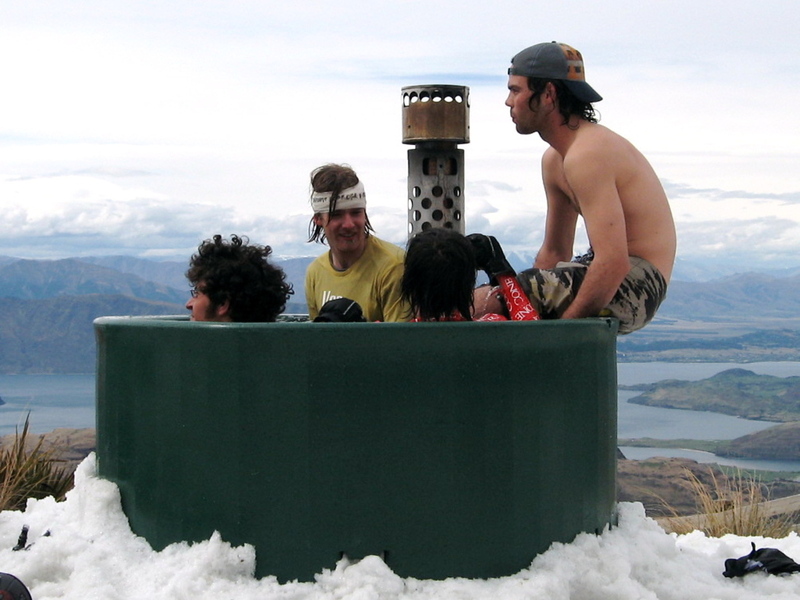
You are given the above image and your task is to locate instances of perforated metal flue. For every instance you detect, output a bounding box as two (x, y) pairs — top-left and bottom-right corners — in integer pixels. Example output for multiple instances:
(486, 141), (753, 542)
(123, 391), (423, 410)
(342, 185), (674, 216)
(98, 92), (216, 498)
(402, 85), (470, 236)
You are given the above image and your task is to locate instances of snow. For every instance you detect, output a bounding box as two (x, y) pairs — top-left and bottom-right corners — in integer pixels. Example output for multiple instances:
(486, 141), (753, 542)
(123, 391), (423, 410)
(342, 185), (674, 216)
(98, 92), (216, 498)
(0, 455), (799, 599)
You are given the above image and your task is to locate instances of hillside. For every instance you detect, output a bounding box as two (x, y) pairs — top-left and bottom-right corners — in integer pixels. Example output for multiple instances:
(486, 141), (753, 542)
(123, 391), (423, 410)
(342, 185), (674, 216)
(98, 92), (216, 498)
(0, 258), (187, 304)
(657, 273), (800, 319)
(717, 422), (800, 460)
(617, 456), (800, 516)
(617, 326), (800, 362)
(0, 255), (311, 373)
(623, 368), (800, 421)
(81, 255), (310, 314)
(0, 295), (183, 373)
(0, 255), (799, 372)
(80, 256), (189, 290)
(616, 271), (800, 362)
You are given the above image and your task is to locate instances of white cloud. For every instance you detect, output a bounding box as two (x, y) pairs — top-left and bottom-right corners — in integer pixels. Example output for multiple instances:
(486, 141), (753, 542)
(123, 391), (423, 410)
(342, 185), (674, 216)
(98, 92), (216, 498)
(1, 1), (799, 276)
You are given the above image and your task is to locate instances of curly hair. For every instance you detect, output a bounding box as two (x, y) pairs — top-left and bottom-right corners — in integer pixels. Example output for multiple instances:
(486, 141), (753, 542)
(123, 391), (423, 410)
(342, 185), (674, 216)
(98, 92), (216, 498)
(402, 229), (476, 321)
(527, 77), (598, 125)
(306, 163), (375, 244)
(186, 234), (294, 322)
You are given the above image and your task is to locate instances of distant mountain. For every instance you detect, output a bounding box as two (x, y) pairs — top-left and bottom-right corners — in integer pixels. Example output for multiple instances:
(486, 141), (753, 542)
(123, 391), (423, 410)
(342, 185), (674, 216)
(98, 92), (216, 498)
(657, 272), (800, 319)
(0, 256), (311, 374)
(0, 295), (183, 373)
(81, 256), (188, 290)
(1, 253), (799, 373)
(277, 256), (318, 297)
(672, 257), (800, 282)
(79, 254), (314, 310)
(0, 258), (187, 305)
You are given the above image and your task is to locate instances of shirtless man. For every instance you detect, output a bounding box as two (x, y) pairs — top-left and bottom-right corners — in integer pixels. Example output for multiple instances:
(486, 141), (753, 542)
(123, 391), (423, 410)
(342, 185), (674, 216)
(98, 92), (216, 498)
(473, 41), (676, 334)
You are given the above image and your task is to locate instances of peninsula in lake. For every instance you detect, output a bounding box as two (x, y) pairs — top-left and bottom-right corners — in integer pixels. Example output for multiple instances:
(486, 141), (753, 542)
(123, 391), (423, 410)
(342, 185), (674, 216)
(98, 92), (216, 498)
(621, 368), (800, 422)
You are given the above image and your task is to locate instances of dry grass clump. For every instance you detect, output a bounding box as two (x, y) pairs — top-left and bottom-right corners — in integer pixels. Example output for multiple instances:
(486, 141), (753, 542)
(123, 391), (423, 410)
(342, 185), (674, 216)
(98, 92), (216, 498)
(0, 415), (74, 511)
(660, 467), (800, 537)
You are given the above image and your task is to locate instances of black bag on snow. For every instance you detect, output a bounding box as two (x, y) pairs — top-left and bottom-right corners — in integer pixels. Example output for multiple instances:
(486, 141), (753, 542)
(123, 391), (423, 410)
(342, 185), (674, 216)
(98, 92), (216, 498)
(723, 542), (800, 578)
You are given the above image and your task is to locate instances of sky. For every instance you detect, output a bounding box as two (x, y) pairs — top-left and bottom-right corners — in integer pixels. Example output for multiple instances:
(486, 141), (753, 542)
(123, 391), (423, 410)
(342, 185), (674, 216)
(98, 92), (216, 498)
(1, 1), (799, 279)
(0, 454), (799, 599)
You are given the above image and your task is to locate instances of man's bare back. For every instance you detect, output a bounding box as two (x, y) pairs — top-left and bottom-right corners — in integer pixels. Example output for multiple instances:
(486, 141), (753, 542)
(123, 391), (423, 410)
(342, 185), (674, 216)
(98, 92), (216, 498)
(544, 122), (676, 282)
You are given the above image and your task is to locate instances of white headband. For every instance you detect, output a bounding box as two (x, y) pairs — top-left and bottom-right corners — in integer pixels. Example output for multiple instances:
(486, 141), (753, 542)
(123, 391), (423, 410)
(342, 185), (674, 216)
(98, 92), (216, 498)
(311, 181), (367, 214)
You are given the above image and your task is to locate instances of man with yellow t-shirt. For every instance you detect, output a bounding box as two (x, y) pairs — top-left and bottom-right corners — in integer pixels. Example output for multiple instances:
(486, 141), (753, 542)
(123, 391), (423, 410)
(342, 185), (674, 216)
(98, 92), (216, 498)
(304, 163), (409, 322)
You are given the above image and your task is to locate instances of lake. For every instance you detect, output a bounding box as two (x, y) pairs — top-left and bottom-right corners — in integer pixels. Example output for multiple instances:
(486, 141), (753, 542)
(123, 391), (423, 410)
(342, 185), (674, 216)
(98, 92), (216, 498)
(617, 361), (800, 471)
(616, 362), (798, 440)
(2, 361), (799, 470)
(0, 373), (96, 437)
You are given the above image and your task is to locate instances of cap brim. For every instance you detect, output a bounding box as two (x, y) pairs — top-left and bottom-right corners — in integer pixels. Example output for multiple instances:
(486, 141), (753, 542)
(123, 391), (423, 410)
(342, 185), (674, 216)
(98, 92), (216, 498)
(563, 80), (602, 103)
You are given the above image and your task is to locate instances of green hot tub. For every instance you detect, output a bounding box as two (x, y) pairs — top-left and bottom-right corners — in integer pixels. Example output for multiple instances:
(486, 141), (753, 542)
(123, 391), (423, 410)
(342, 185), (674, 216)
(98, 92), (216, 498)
(94, 316), (618, 582)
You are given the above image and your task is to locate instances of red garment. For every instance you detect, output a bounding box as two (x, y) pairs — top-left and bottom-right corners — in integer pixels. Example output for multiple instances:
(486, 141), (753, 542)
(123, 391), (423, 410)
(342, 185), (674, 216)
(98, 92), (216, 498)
(412, 312), (507, 322)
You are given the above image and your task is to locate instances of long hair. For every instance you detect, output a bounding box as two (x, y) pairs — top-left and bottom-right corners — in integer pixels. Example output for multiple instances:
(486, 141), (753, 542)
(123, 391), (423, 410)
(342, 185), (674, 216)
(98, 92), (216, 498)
(401, 229), (476, 321)
(527, 78), (598, 125)
(306, 163), (375, 244)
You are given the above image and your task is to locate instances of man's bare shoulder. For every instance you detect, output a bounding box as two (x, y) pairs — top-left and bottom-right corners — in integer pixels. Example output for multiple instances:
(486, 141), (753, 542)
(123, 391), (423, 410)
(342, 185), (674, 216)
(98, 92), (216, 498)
(571, 123), (630, 156)
(568, 124), (654, 182)
(541, 145), (562, 166)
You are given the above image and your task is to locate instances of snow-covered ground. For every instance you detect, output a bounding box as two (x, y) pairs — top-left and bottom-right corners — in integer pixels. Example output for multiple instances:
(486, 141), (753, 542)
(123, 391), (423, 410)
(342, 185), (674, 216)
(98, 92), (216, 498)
(1, 454), (799, 599)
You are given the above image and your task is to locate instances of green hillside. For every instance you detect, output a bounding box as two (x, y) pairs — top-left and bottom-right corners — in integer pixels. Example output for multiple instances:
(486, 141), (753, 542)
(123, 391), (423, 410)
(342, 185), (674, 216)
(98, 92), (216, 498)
(717, 422), (800, 460)
(0, 255), (799, 372)
(623, 368), (800, 422)
(0, 295), (183, 373)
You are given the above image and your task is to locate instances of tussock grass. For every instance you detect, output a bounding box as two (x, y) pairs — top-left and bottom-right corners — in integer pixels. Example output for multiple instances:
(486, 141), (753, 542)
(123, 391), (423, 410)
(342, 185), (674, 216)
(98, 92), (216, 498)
(0, 415), (74, 511)
(660, 467), (800, 537)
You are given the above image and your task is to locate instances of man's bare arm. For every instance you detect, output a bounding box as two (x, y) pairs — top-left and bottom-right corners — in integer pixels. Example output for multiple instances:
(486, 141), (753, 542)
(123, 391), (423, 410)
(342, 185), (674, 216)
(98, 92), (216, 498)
(535, 148), (579, 269)
(559, 150), (631, 319)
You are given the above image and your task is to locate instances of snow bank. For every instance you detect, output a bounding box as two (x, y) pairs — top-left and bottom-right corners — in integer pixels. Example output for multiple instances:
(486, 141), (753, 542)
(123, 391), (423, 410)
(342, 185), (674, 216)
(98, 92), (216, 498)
(0, 454), (797, 599)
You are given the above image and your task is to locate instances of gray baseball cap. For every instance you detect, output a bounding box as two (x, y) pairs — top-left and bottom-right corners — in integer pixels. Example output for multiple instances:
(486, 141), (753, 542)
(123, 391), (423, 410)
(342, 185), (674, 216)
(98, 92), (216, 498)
(509, 41), (602, 103)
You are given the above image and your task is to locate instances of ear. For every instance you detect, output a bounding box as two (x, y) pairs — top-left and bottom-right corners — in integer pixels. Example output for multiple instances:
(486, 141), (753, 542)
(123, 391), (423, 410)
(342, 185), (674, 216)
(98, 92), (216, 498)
(313, 213), (328, 227)
(215, 299), (232, 321)
(544, 81), (558, 102)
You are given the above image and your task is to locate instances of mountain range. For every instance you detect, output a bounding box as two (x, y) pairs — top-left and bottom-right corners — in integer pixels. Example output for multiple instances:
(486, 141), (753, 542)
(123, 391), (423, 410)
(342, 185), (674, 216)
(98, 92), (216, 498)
(0, 254), (798, 373)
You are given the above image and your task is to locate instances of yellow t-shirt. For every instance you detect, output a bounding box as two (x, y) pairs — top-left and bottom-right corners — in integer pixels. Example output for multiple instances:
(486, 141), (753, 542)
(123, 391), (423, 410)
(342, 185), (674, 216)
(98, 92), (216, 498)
(304, 236), (410, 322)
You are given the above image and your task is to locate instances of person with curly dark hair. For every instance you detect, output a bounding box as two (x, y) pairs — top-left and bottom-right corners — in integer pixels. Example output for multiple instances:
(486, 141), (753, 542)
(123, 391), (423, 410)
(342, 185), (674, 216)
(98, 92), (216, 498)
(185, 234), (293, 322)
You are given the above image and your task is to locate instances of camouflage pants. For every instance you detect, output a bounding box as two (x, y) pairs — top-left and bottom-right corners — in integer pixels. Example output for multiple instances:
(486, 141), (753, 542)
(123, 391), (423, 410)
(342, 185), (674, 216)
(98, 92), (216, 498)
(517, 256), (667, 334)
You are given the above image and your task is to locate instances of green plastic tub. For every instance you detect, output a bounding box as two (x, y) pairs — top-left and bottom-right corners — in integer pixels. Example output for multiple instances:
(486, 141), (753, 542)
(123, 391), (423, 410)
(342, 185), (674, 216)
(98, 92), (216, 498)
(95, 316), (618, 582)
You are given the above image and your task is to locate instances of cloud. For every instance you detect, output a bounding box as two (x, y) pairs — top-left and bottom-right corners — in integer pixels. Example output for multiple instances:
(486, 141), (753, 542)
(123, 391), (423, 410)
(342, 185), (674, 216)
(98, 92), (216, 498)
(677, 217), (800, 258)
(468, 180), (523, 197)
(1, 0), (799, 278)
(664, 181), (800, 205)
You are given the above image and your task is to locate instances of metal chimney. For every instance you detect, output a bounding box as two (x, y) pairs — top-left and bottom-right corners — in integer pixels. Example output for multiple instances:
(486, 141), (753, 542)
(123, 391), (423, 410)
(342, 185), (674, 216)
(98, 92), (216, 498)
(402, 85), (470, 237)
